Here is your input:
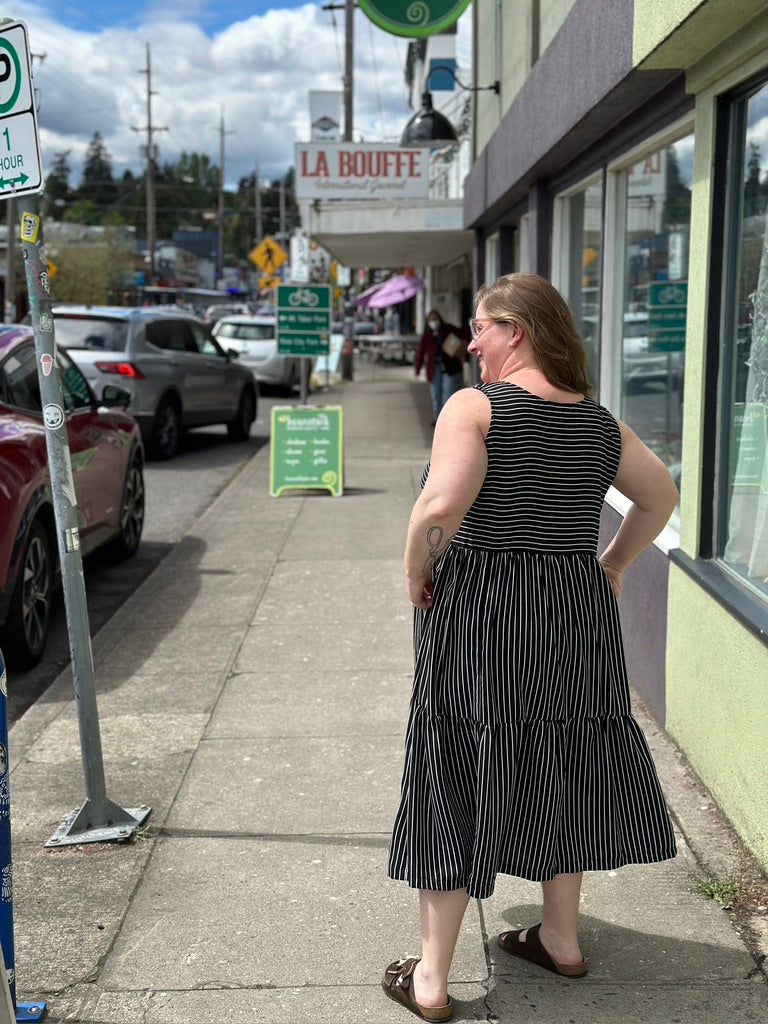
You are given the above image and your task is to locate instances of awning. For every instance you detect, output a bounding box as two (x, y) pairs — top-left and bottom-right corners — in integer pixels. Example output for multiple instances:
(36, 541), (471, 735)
(363, 274), (425, 309)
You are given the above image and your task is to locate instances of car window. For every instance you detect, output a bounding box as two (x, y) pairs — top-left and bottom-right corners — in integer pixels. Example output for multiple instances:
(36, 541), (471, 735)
(189, 323), (225, 356)
(146, 319), (194, 352)
(53, 316), (130, 352)
(59, 353), (93, 411)
(1, 341), (42, 411)
(218, 322), (275, 341)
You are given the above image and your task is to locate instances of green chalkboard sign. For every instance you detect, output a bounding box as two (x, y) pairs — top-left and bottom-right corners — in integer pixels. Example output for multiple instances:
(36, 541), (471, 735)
(270, 406), (343, 497)
(730, 402), (768, 492)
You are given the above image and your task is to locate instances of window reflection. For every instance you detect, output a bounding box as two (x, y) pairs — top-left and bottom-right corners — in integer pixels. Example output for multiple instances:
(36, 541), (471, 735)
(620, 138), (693, 497)
(559, 180), (603, 391)
(721, 82), (768, 597)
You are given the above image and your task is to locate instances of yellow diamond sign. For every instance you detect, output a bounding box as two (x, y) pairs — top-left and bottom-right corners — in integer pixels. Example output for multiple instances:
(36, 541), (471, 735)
(249, 236), (287, 274)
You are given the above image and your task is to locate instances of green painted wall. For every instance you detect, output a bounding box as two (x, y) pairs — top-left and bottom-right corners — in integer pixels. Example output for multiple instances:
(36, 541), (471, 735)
(633, 0), (702, 64)
(634, 0), (766, 70)
(663, 16), (768, 872)
(667, 569), (768, 868)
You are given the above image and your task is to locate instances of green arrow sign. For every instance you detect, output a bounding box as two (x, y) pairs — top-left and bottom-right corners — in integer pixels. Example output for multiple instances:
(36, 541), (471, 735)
(358, 0), (471, 38)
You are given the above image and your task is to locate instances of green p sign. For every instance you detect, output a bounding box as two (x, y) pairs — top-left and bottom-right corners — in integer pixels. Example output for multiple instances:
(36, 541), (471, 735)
(358, 0), (471, 38)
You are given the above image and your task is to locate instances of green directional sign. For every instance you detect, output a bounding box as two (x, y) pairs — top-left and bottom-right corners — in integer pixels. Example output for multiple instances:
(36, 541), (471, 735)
(0, 21), (43, 199)
(270, 405), (343, 497)
(277, 284), (332, 357)
(648, 281), (687, 352)
(358, 0), (471, 38)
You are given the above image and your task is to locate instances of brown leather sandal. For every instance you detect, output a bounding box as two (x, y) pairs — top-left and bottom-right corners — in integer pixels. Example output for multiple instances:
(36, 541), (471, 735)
(382, 957), (454, 1021)
(497, 923), (588, 978)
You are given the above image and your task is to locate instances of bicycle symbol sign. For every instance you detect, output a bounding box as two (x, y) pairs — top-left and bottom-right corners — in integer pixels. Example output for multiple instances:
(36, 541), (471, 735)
(0, 21), (43, 200)
(277, 285), (332, 357)
(288, 288), (320, 308)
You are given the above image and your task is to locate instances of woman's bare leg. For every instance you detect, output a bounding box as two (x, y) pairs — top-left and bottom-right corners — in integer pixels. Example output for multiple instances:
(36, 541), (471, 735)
(413, 888), (470, 1007)
(536, 871), (584, 964)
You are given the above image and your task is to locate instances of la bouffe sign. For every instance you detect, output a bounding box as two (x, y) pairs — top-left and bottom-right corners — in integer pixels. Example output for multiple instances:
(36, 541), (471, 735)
(295, 142), (429, 201)
(358, 0), (471, 37)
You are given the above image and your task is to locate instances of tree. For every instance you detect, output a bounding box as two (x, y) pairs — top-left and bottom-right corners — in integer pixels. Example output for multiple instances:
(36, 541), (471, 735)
(662, 146), (692, 227)
(50, 228), (137, 304)
(43, 150), (71, 221)
(78, 132), (117, 209)
(744, 142), (765, 218)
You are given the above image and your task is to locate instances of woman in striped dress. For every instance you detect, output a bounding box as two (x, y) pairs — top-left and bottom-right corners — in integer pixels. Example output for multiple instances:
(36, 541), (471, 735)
(382, 274), (679, 1022)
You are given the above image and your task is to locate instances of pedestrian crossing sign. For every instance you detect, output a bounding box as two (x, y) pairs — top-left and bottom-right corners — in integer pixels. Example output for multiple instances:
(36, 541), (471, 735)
(250, 236), (288, 274)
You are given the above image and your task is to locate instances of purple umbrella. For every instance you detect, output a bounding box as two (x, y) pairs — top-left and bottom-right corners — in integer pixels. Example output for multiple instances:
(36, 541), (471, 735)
(354, 280), (389, 309)
(366, 274), (424, 309)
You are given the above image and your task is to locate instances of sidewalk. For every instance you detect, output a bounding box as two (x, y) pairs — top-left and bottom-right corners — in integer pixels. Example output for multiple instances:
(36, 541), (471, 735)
(7, 359), (768, 1023)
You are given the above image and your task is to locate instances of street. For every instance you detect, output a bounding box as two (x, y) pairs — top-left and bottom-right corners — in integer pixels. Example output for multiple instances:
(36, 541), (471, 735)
(4, 390), (291, 725)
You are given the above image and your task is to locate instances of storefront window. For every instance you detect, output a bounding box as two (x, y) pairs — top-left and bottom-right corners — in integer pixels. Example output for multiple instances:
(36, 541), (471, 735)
(718, 81), (768, 600)
(619, 134), (693, 497)
(557, 179), (603, 390)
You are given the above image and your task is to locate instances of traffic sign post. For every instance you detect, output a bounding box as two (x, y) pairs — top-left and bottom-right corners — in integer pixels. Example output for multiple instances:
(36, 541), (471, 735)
(277, 284), (332, 403)
(0, 21), (43, 198)
(0, 21), (151, 860)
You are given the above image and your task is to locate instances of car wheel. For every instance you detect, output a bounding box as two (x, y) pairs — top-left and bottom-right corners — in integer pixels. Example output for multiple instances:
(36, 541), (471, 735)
(0, 520), (53, 669)
(227, 387), (256, 441)
(149, 396), (181, 460)
(110, 450), (145, 559)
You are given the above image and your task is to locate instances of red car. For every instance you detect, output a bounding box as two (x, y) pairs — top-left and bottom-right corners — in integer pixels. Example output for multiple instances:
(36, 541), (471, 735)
(0, 326), (144, 668)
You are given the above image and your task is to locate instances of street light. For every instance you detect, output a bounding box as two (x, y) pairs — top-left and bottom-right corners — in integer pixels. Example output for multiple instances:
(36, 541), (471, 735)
(400, 66), (499, 147)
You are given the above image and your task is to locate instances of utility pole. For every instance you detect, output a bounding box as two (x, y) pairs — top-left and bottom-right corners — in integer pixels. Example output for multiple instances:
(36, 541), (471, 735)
(4, 198), (14, 322)
(254, 168), (263, 242)
(341, 0), (355, 379)
(344, 0), (354, 142)
(133, 43), (167, 287)
(216, 108), (236, 287)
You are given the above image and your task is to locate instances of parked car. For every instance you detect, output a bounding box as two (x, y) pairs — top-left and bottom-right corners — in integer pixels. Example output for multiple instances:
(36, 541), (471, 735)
(0, 326), (145, 668)
(622, 312), (685, 391)
(50, 306), (258, 459)
(212, 314), (301, 394)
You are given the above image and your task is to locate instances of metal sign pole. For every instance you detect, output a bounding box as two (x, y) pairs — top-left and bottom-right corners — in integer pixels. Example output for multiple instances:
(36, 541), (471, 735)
(20, 210), (150, 847)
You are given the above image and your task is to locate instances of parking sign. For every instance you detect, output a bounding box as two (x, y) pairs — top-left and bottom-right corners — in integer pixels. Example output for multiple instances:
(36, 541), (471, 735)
(0, 21), (43, 199)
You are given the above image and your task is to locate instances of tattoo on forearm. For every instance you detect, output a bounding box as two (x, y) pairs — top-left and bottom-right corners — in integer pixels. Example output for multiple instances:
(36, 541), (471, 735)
(421, 526), (446, 575)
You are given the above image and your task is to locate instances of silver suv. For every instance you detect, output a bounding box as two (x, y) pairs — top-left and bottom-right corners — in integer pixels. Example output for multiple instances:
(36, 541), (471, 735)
(52, 305), (258, 459)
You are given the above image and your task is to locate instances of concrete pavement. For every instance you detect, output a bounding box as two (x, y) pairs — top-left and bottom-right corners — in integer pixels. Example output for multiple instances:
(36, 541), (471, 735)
(7, 358), (768, 1023)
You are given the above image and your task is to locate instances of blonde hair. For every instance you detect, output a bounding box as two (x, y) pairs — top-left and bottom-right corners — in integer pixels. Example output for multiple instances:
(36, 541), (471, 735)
(474, 273), (590, 394)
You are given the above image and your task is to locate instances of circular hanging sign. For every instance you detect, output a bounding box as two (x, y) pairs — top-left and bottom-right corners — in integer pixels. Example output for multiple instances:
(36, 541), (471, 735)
(358, 0), (472, 38)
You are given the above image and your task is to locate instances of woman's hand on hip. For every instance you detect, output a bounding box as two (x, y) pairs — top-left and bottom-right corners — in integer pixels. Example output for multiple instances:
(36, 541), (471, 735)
(407, 574), (434, 609)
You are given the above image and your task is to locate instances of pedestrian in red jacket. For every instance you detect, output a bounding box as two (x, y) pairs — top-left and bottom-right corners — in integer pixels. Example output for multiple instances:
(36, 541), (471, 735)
(414, 310), (467, 424)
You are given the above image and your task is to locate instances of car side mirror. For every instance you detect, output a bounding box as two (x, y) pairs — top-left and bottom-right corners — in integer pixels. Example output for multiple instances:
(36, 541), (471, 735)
(101, 384), (132, 409)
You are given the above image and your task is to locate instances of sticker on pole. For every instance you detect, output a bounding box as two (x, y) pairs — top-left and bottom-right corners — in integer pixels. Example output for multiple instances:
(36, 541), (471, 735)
(0, 22), (44, 199)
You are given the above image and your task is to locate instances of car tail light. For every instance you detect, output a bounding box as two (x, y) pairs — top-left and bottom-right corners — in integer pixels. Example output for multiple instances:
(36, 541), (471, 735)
(94, 362), (145, 379)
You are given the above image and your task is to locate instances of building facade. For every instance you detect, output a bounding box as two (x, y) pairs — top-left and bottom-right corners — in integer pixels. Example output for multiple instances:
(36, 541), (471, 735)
(464, 0), (768, 869)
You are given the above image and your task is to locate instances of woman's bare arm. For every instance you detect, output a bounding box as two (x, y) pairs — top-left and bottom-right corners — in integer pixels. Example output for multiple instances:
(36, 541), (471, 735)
(404, 388), (489, 608)
(599, 419), (680, 596)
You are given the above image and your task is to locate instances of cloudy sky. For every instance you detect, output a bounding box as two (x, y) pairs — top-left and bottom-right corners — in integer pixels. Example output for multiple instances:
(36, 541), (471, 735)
(10, 1), (472, 192)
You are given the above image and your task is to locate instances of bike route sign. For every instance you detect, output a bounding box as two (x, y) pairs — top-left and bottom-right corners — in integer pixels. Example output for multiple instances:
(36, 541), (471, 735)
(277, 284), (332, 357)
(0, 21), (43, 199)
(648, 281), (687, 352)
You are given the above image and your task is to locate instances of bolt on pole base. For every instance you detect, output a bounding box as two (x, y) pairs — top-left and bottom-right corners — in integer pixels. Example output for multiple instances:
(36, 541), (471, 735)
(15, 1003), (46, 1022)
(44, 800), (151, 849)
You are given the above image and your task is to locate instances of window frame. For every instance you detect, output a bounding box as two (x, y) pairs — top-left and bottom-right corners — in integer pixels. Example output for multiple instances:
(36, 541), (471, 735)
(669, 71), (768, 645)
(602, 115), (695, 541)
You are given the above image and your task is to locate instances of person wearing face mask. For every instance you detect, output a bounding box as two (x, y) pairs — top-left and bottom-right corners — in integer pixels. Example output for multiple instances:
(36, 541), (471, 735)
(414, 310), (467, 425)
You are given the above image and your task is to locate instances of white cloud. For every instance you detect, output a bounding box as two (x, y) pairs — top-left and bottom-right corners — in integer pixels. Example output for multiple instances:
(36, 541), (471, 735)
(12, 2), (471, 191)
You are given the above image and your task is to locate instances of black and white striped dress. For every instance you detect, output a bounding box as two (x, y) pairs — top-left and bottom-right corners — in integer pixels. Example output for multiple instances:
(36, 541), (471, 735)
(388, 381), (676, 899)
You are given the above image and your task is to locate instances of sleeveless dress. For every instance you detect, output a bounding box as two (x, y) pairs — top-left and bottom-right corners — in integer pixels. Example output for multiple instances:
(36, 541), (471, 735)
(388, 381), (676, 899)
